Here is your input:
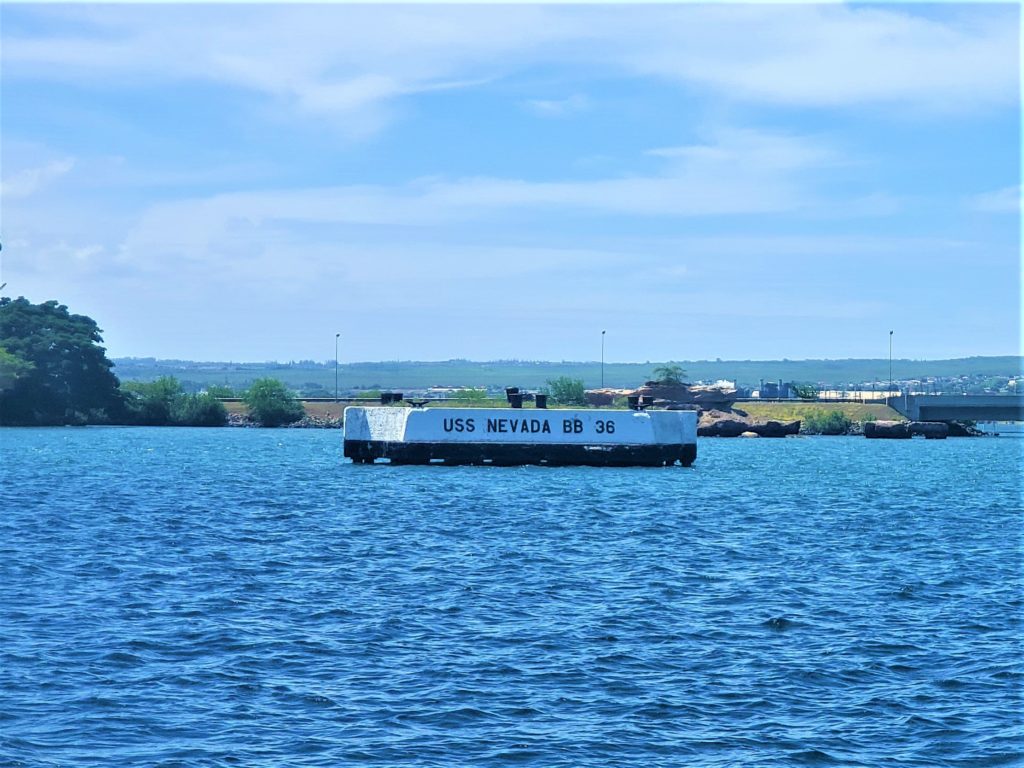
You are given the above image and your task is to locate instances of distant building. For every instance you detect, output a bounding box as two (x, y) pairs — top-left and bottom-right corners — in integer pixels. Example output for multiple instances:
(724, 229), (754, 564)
(755, 380), (808, 399)
(757, 380), (793, 399)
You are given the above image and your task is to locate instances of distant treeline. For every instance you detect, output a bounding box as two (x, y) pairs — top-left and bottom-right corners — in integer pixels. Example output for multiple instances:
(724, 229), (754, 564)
(3, 294), (1019, 426)
(111, 356), (1024, 392)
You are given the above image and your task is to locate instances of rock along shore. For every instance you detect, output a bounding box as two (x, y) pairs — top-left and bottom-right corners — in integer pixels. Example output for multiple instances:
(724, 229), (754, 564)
(227, 412), (341, 428)
(697, 408), (800, 438)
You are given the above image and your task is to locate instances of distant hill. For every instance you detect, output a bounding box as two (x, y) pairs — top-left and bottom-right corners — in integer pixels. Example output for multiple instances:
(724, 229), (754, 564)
(111, 356), (1023, 392)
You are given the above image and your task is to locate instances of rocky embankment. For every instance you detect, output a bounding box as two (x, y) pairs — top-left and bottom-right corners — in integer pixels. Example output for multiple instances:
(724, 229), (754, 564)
(864, 421), (977, 439)
(697, 408), (800, 438)
(287, 415), (342, 429)
(701, 410), (983, 439)
(227, 413), (341, 428)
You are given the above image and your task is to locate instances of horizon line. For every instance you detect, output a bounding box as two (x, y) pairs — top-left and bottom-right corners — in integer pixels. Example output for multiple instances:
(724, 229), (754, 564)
(109, 354), (1024, 366)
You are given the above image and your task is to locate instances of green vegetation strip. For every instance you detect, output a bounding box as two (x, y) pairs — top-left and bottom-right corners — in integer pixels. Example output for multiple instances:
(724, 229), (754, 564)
(737, 402), (905, 423)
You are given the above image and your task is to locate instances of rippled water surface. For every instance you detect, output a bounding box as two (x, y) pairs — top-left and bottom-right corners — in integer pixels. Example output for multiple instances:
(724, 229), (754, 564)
(2, 428), (1021, 767)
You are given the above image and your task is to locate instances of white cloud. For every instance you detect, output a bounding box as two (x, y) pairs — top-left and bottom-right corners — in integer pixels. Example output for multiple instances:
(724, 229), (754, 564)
(0, 126), (862, 310)
(2, 7), (1016, 361)
(647, 128), (844, 172)
(523, 94), (590, 117)
(622, 5), (1018, 110)
(1, 4), (1016, 137)
(967, 185), (1022, 214)
(9, 202), (1009, 360)
(108, 127), (836, 267)
(1, 6), (562, 133)
(0, 158), (75, 199)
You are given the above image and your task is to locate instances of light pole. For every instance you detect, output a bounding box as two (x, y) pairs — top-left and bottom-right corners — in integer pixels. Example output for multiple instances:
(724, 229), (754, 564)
(888, 330), (894, 405)
(335, 332), (341, 402)
(601, 330), (606, 388)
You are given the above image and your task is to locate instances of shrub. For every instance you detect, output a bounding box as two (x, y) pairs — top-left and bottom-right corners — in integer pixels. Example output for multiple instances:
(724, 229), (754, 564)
(802, 410), (852, 435)
(545, 376), (587, 406)
(123, 377), (227, 426)
(172, 392), (227, 426)
(244, 378), (304, 427)
(123, 376), (183, 425)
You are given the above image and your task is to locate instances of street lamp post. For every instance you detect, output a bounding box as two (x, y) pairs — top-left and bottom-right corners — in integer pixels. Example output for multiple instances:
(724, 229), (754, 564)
(888, 330), (894, 405)
(601, 330), (607, 389)
(335, 333), (341, 402)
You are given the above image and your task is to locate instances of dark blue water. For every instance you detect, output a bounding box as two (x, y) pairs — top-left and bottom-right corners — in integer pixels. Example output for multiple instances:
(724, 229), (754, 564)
(1, 428), (1021, 767)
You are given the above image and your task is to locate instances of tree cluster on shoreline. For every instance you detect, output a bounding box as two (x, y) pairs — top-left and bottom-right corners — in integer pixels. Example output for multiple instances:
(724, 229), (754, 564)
(0, 297), (304, 427)
(122, 377), (229, 427)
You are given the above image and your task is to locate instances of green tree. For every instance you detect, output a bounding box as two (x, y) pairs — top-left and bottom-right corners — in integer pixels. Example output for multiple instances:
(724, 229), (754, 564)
(244, 378), (304, 426)
(171, 392), (228, 427)
(652, 364), (687, 385)
(122, 376), (226, 426)
(545, 376), (587, 406)
(0, 347), (34, 392)
(123, 376), (183, 425)
(792, 383), (819, 400)
(0, 297), (122, 425)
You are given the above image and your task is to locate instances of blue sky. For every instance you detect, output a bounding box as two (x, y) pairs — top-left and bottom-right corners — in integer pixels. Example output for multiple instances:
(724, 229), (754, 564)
(1, 3), (1019, 362)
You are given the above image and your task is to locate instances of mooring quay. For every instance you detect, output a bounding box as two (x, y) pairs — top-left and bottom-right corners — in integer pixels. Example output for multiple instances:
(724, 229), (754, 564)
(343, 405), (698, 466)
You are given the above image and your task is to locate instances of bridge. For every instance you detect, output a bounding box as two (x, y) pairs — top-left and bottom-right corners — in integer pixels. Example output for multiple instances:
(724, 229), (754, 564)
(888, 394), (1024, 422)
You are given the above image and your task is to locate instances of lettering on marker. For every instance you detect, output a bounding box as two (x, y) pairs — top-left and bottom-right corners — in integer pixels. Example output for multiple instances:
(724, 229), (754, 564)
(443, 417), (477, 433)
(444, 415), (628, 436)
(484, 417), (554, 434)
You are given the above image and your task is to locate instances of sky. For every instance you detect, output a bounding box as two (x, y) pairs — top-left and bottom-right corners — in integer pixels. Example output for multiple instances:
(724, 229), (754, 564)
(0, 2), (1020, 363)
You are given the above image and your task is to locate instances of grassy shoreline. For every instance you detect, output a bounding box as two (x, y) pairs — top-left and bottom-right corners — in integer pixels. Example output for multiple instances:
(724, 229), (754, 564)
(735, 401), (905, 423)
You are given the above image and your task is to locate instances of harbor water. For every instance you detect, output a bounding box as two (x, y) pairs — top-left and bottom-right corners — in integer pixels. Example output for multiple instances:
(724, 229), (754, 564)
(1, 428), (1021, 766)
